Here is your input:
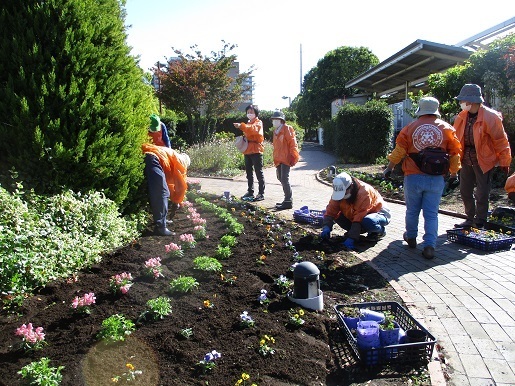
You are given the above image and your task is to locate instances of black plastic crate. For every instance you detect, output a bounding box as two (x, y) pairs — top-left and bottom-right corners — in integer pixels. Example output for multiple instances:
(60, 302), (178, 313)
(334, 302), (436, 367)
(447, 227), (515, 251)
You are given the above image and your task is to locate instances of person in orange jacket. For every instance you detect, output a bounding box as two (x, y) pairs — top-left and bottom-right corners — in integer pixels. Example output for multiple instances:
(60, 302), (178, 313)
(233, 104), (265, 201)
(383, 97), (461, 259)
(320, 172), (391, 250)
(453, 84), (511, 229)
(505, 173), (515, 203)
(142, 143), (190, 236)
(271, 110), (299, 210)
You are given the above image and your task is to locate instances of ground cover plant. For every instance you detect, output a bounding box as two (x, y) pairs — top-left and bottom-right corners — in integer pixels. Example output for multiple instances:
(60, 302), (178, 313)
(0, 191), (430, 385)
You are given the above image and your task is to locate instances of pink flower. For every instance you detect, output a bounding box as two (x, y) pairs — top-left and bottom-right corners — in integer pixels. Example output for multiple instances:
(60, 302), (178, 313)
(144, 257), (163, 278)
(179, 233), (197, 249)
(15, 323), (46, 349)
(165, 242), (183, 258)
(110, 272), (133, 294)
(71, 292), (96, 312)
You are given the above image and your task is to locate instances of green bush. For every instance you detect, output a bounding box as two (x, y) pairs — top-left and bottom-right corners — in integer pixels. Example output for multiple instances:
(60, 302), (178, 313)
(0, 0), (156, 212)
(0, 185), (143, 298)
(333, 100), (392, 163)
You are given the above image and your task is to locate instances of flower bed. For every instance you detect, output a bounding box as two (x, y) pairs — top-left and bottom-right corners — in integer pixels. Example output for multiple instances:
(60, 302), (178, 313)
(0, 192), (427, 385)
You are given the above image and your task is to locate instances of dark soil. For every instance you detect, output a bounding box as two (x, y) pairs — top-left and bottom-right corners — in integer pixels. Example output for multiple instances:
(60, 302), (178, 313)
(0, 192), (430, 386)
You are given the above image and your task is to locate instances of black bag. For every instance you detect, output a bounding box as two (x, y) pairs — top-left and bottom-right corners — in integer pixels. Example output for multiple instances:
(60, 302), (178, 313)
(409, 147), (450, 175)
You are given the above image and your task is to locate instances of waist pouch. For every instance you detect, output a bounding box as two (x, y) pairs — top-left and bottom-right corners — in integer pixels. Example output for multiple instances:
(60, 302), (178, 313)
(409, 147), (449, 175)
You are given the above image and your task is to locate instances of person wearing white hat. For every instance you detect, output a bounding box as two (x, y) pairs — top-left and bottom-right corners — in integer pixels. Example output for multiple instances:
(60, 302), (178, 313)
(453, 83), (511, 229)
(383, 96), (461, 259)
(320, 172), (391, 250)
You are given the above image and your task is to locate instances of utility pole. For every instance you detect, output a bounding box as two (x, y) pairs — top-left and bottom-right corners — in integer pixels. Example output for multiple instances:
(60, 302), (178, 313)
(299, 44), (303, 93)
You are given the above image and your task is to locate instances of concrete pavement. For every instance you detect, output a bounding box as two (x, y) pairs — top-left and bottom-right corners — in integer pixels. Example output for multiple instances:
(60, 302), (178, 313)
(195, 142), (515, 386)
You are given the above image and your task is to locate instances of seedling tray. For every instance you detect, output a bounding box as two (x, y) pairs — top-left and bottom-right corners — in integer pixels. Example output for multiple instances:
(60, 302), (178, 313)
(334, 302), (436, 367)
(293, 206), (325, 227)
(446, 227), (515, 251)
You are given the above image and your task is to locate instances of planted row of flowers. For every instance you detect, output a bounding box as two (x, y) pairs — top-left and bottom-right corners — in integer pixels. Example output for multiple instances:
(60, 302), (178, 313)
(12, 191), (318, 385)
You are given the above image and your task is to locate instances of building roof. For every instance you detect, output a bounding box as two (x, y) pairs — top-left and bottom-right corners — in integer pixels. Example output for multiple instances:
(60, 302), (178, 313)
(345, 39), (472, 103)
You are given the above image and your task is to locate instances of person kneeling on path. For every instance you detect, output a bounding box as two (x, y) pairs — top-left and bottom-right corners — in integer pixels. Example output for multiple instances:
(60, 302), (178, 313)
(142, 143), (190, 236)
(320, 172), (391, 250)
(271, 110), (299, 210)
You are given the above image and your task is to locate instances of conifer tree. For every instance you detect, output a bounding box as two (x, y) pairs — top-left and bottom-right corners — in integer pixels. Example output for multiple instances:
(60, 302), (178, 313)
(0, 0), (156, 211)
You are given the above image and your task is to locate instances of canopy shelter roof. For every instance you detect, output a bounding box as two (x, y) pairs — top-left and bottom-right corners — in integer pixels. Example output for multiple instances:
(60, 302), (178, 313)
(345, 17), (515, 104)
(345, 40), (472, 103)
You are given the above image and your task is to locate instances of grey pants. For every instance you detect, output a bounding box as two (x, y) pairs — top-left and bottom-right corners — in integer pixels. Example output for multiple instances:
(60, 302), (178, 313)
(276, 164), (292, 202)
(459, 164), (493, 224)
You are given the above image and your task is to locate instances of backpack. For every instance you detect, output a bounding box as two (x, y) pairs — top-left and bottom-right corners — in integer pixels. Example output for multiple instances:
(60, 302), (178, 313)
(409, 147), (450, 175)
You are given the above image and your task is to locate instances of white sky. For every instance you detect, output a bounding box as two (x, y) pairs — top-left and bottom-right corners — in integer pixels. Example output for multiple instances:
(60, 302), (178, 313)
(124, 0), (514, 111)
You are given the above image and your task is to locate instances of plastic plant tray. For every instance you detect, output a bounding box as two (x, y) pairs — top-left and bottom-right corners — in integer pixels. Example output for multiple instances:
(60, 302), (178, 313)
(334, 301), (436, 367)
(446, 227), (515, 252)
(293, 206), (325, 227)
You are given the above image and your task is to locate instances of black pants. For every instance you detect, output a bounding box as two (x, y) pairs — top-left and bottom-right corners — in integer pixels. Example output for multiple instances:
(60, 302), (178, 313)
(244, 153), (265, 195)
(276, 163), (292, 202)
(144, 154), (169, 229)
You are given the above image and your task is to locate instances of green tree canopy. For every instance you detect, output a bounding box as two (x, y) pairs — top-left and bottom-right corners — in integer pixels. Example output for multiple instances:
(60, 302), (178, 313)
(0, 0), (155, 212)
(156, 41), (252, 144)
(295, 46), (379, 129)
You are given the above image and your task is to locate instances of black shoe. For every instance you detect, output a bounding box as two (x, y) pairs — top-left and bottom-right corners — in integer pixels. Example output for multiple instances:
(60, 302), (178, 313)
(155, 227), (175, 236)
(241, 191), (254, 199)
(276, 201), (293, 210)
(365, 231), (386, 242)
(253, 193), (264, 202)
(454, 220), (473, 228)
(422, 246), (435, 259)
(403, 232), (417, 248)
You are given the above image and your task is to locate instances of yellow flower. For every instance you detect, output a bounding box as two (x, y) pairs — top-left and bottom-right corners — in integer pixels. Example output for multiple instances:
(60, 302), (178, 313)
(260, 255), (266, 261)
(126, 363), (135, 371)
(235, 380), (243, 385)
(299, 309), (305, 316)
(111, 377), (119, 383)
(259, 339), (265, 346)
(220, 274), (225, 280)
(203, 300), (211, 307)
(242, 373), (250, 380)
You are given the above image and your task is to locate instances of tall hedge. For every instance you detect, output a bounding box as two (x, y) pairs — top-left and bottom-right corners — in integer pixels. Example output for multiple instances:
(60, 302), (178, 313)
(333, 100), (393, 163)
(0, 0), (156, 212)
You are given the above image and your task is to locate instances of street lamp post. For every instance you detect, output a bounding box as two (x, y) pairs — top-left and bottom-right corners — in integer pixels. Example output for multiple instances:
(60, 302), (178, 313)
(282, 96), (291, 107)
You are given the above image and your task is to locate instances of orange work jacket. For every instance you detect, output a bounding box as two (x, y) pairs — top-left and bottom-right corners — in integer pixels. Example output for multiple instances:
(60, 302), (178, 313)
(142, 143), (188, 204)
(453, 105), (511, 174)
(388, 116), (462, 175)
(272, 124), (299, 167)
(239, 118), (264, 155)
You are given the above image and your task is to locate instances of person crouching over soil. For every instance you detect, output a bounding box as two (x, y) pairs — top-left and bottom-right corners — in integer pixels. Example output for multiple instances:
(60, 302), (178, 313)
(320, 172), (391, 250)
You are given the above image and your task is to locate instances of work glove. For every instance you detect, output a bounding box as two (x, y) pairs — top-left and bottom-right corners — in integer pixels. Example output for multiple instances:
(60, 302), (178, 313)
(342, 237), (355, 251)
(500, 166), (510, 175)
(383, 168), (392, 179)
(320, 226), (331, 240)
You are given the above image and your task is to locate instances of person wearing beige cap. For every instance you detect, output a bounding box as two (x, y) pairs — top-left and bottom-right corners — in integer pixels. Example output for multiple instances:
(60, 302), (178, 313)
(320, 172), (391, 250)
(453, 83), (511, 229)
(383, 97), (461, 259)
